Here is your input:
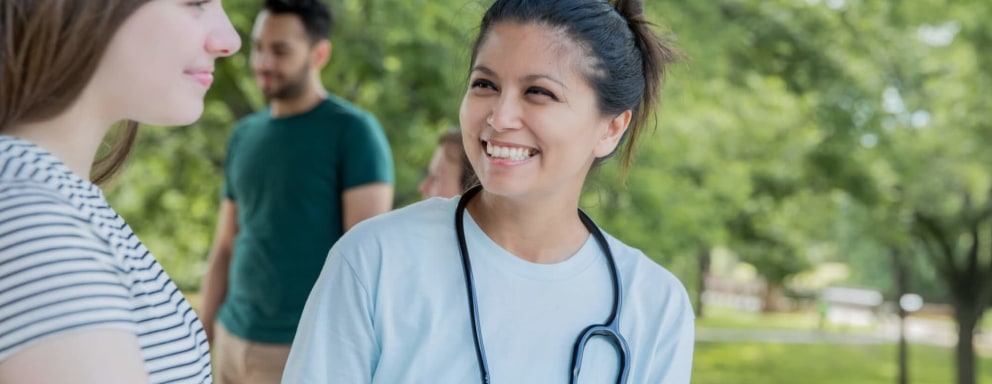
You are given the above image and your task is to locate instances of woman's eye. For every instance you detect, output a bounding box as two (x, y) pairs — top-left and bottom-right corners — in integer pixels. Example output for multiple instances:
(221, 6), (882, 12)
(470, 79), (497, 91)
(526, 87), (558, 101)
(188, 0), (211, 10)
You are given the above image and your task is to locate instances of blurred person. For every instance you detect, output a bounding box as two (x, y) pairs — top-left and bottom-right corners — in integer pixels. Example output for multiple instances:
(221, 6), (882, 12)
(419, 129), (476, 199)
(198, 0), (394, 382)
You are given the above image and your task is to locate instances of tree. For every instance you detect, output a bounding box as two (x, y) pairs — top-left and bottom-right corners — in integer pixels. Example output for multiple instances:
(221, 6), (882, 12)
(101, 7), (992, 384)
(701, 1), (992, 383)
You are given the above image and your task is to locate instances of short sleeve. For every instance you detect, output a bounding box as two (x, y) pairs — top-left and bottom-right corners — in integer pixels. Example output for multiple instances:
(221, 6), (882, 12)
(0, 186), (135, 361)
(220, 123), (243, 201)
(340, 113), (394, 190)
(648, 286), (696, 383)
(282, 235), (380, 383)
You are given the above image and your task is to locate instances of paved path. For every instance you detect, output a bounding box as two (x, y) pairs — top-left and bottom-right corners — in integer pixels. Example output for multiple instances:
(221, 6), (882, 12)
(698, 316), (992, 352)
(696, 328), (890, 345)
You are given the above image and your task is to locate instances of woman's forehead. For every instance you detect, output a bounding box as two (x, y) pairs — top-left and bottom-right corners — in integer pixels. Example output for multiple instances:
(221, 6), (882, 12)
(475, 22), (597, 85)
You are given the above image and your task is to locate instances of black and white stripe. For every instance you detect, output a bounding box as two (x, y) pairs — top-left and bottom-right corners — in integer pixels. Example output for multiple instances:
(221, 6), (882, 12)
(0, 136), (211, 383)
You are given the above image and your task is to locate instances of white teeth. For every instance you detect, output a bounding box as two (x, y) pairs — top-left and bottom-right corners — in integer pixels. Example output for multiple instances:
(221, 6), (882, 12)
(485, 142), (534, 161)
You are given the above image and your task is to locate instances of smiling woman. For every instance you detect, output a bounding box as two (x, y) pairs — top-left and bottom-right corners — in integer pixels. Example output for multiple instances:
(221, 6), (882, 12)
(282, 1), (693, 383)
(0, 0), (239, 383)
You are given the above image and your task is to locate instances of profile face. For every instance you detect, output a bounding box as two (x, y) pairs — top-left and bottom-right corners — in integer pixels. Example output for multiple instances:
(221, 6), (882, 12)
(420, 144), (465, 199)
(90, 0), (241, 126)
(250, 11), (315, 100)
(459, 22), (624, 199)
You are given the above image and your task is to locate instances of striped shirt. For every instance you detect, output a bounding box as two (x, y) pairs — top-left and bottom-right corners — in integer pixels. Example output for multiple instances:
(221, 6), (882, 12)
(0, 135), (212, 383)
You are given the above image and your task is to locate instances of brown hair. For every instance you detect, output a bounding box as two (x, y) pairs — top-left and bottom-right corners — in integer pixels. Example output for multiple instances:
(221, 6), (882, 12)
(1, 0), (150, 183)
(437, 129), (476, 190)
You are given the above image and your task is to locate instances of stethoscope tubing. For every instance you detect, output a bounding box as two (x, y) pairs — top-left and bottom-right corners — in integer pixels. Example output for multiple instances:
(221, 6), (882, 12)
(455, 185), (629, 384)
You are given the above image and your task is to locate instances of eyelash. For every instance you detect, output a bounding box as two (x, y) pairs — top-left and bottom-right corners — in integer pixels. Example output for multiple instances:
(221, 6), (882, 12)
(526, 87), (558, 101)
(188, 0), (211, 9)
(470, 79), (558, 101)
(470, 79), (496, 90)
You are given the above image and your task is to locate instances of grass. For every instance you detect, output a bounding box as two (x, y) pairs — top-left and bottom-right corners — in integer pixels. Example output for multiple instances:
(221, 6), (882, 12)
(694, 306), (987, 383)
(693, 342), (989, 384)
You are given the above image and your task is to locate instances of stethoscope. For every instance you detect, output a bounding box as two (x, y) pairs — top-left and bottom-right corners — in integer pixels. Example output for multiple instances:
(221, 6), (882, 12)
(454, 185), (631, 384)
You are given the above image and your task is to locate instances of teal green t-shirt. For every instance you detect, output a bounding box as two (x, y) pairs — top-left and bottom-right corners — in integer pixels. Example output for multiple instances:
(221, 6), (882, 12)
(217, 95), (394, 343)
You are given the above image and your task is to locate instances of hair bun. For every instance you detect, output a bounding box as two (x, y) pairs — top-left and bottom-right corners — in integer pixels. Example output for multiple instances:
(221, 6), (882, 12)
(611, 0), (645, 20)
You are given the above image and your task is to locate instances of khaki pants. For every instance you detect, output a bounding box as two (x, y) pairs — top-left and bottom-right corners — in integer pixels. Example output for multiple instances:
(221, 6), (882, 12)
(213, 323), (292, 384)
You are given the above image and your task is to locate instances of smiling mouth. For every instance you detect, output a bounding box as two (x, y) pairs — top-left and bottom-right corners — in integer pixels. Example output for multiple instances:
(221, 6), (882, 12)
(482, 140), (539, 161)
(186, 72), (213, 87)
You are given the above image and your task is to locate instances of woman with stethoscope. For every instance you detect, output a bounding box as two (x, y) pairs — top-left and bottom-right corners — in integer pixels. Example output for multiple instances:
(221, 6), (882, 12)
(282, 0), (695, 383)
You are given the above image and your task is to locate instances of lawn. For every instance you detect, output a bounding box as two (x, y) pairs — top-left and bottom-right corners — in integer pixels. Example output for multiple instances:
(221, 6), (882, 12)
(693, 342), (989, 384)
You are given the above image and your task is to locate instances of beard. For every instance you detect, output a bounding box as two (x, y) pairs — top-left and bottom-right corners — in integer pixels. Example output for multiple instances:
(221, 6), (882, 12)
(261, 62), (311, 101)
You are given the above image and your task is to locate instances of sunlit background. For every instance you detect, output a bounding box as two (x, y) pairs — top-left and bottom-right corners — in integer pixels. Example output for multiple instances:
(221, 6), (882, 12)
(104, 0), (992, 383)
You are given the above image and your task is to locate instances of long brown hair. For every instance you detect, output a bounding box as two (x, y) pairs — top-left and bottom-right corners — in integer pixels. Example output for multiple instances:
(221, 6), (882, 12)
(0, 0), (150, 183)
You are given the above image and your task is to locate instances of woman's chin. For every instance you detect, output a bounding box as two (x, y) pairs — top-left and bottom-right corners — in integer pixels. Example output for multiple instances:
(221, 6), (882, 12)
(139, 103), (205, 127)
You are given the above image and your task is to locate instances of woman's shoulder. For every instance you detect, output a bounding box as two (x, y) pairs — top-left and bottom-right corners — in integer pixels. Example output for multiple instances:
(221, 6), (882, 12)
(352, 197), (457, 235)
(324, 197), (462, 286)
(602, 233), (693, 310)
(0, 179), (114, 262)
(332, 196), (459, 255)
(0, 180), (136, 363)
(0, 179), (86, 224)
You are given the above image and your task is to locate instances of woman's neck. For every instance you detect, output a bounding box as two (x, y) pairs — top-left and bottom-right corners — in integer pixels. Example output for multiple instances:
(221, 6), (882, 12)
(4, 101), (112, 180)
(467, 189), (590, 264)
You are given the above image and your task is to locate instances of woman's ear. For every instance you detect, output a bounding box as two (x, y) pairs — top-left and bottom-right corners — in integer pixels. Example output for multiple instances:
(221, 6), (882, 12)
(592, 109), (632, 158)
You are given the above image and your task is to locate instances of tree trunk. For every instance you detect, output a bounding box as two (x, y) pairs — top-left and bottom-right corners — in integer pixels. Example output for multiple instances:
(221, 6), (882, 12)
(913, 207), (992, 384)
(762, 283), (781, 312)
(696, 246), (711, 318)
(955, 304), (979, 384)
(890, 248), (908, 384)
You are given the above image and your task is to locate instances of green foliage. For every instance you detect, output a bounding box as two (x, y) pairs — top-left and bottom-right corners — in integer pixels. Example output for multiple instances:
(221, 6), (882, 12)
(104, 0), (991, 326)
(102, 1), (992, 379)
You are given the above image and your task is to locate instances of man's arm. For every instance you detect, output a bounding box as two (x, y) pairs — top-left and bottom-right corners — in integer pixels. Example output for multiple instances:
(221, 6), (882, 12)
(199, 199), (239, 343)
(341, 183), (393, 232)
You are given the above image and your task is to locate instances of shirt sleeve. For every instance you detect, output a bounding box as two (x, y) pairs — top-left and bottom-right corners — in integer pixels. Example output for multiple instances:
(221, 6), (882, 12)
(650, 288), (696, 384)
(282, 237), (379, 383)
(0, 188), (135, 361)
(220, 123), (242, 201)
(339, 113), (394, 190)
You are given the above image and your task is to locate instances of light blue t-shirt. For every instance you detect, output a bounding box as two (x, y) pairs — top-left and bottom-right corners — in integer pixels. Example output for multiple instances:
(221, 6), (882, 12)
(283, 197), (695, 383)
